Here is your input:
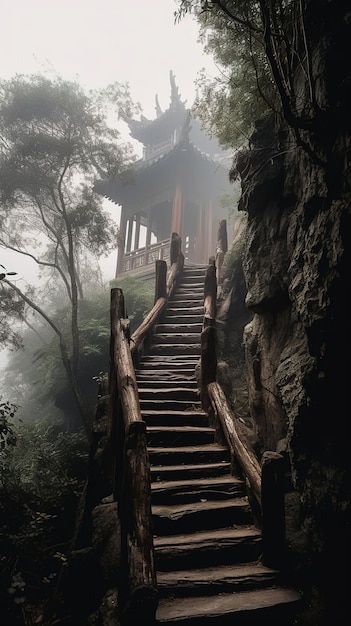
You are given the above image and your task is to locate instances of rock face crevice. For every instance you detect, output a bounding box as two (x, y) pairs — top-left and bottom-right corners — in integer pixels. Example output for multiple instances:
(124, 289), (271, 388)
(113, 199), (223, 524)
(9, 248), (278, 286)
(229, 1), (351, 621)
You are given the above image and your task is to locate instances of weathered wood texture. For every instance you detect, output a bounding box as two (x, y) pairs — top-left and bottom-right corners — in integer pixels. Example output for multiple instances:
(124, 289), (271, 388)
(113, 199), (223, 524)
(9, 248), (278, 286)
(109, 287), (157, 621)
(200, 326), (217, 412)
(207, 382), (262, 508)
(130, 233), (184, 360)
(215, 219), (228, 286)
(203, 260), (216, 328)
(119, 421), (158, 624)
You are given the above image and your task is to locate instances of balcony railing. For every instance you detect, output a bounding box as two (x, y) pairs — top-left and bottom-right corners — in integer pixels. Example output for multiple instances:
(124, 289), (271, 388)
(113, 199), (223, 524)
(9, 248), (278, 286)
(122, 238), (171, 273)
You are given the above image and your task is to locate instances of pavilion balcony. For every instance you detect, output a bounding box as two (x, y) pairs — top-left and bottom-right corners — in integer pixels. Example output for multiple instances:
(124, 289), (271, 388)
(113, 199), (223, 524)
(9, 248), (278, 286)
(121, 238), (171, 274)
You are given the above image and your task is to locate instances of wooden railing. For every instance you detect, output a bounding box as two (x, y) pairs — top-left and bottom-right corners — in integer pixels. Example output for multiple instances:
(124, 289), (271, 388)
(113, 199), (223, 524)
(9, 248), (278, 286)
(122, 238), (171, 273)
(130, 232), (184, 364)
(108, 232), (184, 623)
(200, 219), (286, 570)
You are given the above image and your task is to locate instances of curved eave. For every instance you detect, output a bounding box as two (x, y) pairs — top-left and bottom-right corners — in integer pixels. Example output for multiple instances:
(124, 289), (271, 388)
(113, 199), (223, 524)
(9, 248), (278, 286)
(127, 104), (187, 144)
(94, 140), (230, 206)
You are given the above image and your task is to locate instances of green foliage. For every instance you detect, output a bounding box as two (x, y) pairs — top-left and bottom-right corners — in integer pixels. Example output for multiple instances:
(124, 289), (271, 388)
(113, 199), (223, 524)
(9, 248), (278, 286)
(178, 1), (317, 151)
(0, 72), (140, 432)
(110, 275), (154, 331)
(0, 415), (88, 621)
(3, 276), (154, 430)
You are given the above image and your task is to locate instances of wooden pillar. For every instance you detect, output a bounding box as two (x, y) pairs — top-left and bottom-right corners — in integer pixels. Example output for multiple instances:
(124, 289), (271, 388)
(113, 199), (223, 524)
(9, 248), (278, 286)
(126, 216), (133, 253)
(144, 206), (152, 266)
(116, 213), (128, 277)
(172, 184), (183, 235)
(134, 213), (141, 251)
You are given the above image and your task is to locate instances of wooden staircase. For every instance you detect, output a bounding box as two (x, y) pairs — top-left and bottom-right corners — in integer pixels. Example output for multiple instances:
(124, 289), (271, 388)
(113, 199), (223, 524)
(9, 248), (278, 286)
(134, 264), (301, 625)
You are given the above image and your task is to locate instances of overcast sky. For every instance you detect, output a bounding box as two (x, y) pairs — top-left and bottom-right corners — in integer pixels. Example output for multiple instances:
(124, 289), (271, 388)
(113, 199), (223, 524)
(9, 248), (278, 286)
(0, 0), (216, 116)
(0, 0), (219, 369)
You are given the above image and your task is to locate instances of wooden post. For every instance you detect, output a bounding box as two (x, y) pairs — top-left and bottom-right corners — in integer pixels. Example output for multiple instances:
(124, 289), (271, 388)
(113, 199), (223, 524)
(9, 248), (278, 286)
(154, 259), (167, 303)
(200, 325), (217, 411)
(203, 260), (216, 327)
(207, 382), (262, 502)
(119, 421), (158, 624)
(126, 216), (134, 253)
(216, 219), (228, 286)
(261, 451), (286, 569)
(170, 231), (182, 265)
(109, 288), (126, 499)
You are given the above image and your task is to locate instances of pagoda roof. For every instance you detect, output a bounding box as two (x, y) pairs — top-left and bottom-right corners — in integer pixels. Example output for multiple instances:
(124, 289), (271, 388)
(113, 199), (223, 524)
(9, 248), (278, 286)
(94, 120), (230, 207)
(121, 70), (188, 145)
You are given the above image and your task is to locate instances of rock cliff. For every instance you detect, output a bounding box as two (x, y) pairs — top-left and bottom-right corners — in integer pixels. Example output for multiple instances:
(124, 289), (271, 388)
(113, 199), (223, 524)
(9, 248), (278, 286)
(228, 1), (351, 622)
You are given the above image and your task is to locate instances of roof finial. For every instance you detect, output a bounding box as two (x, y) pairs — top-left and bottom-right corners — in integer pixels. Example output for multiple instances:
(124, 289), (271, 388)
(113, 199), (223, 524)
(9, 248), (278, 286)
(170, 70), (181, 109)
(155, 94), (163, 118)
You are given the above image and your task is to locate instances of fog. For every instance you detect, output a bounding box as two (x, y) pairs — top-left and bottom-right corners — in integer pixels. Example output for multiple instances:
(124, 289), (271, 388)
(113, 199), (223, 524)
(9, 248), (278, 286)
(0, 1), (220, 383)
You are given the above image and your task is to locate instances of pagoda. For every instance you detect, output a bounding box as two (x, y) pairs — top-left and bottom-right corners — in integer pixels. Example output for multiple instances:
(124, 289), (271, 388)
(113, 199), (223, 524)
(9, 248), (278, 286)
(94, 71), (231, 278)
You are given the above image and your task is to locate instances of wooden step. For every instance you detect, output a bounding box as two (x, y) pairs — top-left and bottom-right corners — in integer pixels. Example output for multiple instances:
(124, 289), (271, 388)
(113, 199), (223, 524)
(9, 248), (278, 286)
(151, 475), (246, 504)
(155, 587), (302, 624)
(141, 410), (209, 427)
(150, 461), (232, 481)
(138, 355), (199, 364)
(156, 562), (281, 597)
(137, 380), (198, 389)
(148, 444), (230, 466)
(147, 426), (215, 447)
(151, 333), (202, 344)
(148, 344), (201, 356)
(152, 497), (252, 536)
(155, 323), (203, 334)
(154, 527), (262, 571)
(140, 399), (201, 411)
(138, 387), (200, 401)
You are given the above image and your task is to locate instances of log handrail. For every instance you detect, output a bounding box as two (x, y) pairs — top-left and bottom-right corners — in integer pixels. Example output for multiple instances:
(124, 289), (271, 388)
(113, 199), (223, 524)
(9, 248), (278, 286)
(109, 288), (157, 623)
(202, 219), (286, 570)
(207, 381), (262, 507)
(107, 232), (184, 620)
(130, 232), (184, 359)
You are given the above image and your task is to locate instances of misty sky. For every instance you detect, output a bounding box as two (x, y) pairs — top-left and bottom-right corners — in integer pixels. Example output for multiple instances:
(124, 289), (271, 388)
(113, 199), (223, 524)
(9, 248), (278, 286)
(0, 0), (216, 117)
(0, 1), (218, 370)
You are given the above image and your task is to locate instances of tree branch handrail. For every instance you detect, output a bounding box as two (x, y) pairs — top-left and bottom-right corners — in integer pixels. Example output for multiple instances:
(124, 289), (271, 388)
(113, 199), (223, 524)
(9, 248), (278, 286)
(109, 287), (158, 622)
(130, 232), (184, 358)
(201, 219), (286, 569)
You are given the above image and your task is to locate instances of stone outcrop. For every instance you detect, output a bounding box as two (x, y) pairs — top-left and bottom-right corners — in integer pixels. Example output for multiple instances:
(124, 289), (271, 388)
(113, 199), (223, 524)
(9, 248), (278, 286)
(227, 1), (351, 622)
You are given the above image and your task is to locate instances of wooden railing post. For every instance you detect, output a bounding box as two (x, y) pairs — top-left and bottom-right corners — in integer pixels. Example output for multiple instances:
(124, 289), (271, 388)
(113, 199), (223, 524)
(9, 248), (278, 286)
(109, 288), (126, 500)
(216, 219), (228, 287)
(154, 259), (167, 303)
(109, 287), (158, 622)
(170, 231), (181, 265)
(200, 325), (217, 412)
(261, 451), (286, 569)
(203, 259), (217, 328)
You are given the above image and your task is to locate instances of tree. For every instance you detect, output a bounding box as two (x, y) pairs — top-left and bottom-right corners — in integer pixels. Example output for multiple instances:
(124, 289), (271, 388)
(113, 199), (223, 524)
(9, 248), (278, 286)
(176, 1), (325, 160)
(0, 73), (139, 439)
(2, 276), (154, 431)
